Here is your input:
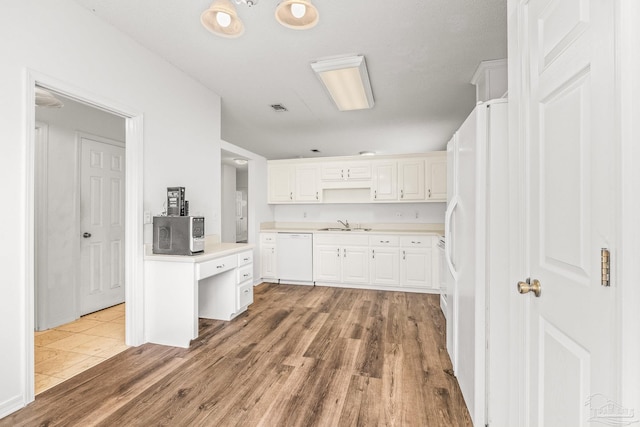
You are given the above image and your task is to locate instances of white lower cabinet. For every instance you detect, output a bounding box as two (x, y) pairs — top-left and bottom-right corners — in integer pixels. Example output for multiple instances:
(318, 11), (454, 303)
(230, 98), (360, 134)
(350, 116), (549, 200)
(313, 234), (369, 285)
(400, 236), (438, 290)
(370, 235), (400, 286)
(311, 232), (440, 292)
(260, 233), (277, 281)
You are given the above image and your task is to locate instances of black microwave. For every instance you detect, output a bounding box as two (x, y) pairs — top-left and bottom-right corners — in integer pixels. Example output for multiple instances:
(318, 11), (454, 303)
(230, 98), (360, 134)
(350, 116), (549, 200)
(152, 216), (205, 255)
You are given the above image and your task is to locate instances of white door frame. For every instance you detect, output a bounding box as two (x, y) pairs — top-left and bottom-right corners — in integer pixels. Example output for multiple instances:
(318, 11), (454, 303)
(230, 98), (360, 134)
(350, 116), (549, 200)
(507, 0), (640, 423)
(23, 70), (144, 403)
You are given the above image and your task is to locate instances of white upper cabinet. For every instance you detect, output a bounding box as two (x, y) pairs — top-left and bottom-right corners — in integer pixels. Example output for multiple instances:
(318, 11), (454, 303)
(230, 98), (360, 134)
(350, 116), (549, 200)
(398, 159), (425, 201)
(268, 163), (321, 203)
(295, 164), (322, 202)
(267, 152), (446, 204)
(371, 160), (398, 201)
(321, 161), (371, 182)
(268, 164), (295, 203)
(425, 154), (447, 201)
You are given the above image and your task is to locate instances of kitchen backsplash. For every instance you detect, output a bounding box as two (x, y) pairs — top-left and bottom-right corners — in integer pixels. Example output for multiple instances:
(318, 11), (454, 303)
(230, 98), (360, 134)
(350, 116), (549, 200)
(273, 202), (446, 225)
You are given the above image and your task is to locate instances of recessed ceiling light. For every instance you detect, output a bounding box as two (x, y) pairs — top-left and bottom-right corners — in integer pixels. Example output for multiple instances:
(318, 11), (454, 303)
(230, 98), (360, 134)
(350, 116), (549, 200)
(233, 158), (248, 165)
(359, 151), (376, 156)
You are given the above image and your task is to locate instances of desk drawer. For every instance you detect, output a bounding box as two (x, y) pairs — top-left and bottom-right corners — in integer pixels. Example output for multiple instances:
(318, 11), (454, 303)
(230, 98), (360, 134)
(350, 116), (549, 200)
(237, 264), (253, 284)
(237, 251), (253, 267)
(196, 254), (237, 280)
(237, 281), (253, 309)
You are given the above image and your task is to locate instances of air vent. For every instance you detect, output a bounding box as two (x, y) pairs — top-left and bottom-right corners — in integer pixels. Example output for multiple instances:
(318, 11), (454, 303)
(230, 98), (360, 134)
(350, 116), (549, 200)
(270, 104), (288, 112)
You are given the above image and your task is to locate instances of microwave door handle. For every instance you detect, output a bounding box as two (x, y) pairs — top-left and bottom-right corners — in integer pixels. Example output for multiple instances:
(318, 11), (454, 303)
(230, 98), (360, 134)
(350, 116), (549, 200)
(445, 195), (459, 280)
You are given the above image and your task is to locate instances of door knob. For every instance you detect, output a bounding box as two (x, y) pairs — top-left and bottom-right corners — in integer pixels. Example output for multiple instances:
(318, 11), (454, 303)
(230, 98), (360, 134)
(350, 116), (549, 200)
(517, 278), (541, 297)
(83, 232), (92, 238)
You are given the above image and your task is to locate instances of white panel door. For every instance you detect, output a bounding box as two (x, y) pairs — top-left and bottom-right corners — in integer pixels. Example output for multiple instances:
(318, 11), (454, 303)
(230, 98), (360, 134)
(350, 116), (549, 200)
(371, 161), (397, 201)
(295, 164), (321, 202)
(313, 245), (342, 282)
(425, 155), (447, 201)
(401, 248), (432, 288)
(341, 246), (369, 284)
(522, 0), (618, 425)
(80, 137), (125, 315)
(398, 159), (425, 200)
(268, 164), (294, 203)
(260, 244), (277, 279)
(370, 247), (400, 286)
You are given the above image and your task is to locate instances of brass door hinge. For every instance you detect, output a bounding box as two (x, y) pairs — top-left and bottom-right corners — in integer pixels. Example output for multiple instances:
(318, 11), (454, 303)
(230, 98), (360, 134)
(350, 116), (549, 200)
(601, 248), (610, 287)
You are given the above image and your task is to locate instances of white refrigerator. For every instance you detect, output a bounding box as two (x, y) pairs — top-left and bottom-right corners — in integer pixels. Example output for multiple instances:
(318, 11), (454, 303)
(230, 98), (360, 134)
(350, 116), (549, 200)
(444, 98), (510, 427)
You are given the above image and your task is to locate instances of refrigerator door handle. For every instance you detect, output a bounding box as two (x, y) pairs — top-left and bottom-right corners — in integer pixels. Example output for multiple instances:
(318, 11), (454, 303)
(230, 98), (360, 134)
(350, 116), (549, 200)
(444, 195), (459, 280)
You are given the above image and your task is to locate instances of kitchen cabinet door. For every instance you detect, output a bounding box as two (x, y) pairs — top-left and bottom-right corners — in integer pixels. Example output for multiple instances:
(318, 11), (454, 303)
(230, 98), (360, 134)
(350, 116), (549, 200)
(401, 247), (434, 288)
(371, 160), (397, 201)
(268, 164), (294, 203)
(425, 154), (447, 201)
(313, 244), (342, 282)
(321, 161), (371, 181)
(370, 247), (400, 285)
(295, 164), (321, 202)
(398, 159), (425, 201)
(342, 246), (370, 284)
(260, 244), (277, 280)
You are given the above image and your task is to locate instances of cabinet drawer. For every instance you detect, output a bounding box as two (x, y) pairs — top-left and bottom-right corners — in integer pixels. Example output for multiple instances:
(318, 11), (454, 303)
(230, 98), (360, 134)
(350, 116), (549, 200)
(237, 264), (253, 284)
(237, 251), (253, 267)
(260, 233), (277, 244)
(196, 255), (237, 280)
(400, 235), (432, 248)
(315, 233), (369, 246)
(237, 281), (254, 309)
(369, 235), (400, 246)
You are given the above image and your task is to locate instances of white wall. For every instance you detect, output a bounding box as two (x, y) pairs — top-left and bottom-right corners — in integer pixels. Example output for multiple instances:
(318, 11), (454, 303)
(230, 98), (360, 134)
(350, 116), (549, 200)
(273, 202), (446, 226)
(221, 164), (237, 243)
(0, 0), (222, 416)
(35, 97), (125, 330)
(220, 141), (274, 282)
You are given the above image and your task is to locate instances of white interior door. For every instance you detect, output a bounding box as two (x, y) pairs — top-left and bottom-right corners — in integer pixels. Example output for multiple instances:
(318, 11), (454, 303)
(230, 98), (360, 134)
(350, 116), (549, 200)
(522, 0), (618, 425)
(80, 136), (125, 315)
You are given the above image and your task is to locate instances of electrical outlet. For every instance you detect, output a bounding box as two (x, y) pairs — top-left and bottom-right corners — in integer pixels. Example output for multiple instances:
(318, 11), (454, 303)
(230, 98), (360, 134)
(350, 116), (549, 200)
(395, 212), (403, 217)
(415, 211), (419, 219)
(303, 212), (307, 218)
(144, 211), (152, 224)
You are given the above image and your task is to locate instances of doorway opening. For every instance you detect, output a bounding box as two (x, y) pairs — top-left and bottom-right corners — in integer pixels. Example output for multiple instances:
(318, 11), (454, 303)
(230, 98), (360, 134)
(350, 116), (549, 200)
(221, 150), (249, 243)
(34, 88), (128, 393)
(25, 74), (144, 404)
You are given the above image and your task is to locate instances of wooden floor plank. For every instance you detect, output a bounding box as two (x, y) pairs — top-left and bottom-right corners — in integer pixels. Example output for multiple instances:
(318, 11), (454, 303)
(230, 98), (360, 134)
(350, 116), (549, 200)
(1, 283), (471, 427)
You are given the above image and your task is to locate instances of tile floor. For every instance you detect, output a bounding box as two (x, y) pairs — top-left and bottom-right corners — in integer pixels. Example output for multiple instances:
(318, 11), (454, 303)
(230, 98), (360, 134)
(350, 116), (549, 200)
(34, 304), (128, 394)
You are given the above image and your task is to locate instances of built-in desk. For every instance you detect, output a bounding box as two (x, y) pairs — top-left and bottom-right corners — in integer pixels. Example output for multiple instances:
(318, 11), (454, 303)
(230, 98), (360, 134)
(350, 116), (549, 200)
(144, 243), (255, 348)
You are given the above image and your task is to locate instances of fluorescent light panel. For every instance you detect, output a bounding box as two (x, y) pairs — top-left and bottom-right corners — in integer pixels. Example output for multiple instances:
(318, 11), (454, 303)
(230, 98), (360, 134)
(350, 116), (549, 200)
(311, 55), (374, 111)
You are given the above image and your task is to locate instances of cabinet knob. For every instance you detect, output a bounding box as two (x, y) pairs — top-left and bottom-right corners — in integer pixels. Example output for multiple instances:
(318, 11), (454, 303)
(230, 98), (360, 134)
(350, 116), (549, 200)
(428, 188), (432, 198)
(400, 189), (404, 199)
(372, 249), (375, 259)
(374, 190), (377, 199)
(217, 264), (225, 269)
(403, 250), (406, 260)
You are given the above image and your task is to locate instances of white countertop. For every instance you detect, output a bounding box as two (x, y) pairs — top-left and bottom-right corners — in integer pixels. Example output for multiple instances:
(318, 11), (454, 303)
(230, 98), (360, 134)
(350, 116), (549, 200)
(144, 242), (255, 263)
(260, 222), (444, 237)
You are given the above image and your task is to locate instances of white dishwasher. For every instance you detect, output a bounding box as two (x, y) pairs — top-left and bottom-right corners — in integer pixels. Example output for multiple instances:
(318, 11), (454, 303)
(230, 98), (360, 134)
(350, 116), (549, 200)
(276, 233), (313, 283)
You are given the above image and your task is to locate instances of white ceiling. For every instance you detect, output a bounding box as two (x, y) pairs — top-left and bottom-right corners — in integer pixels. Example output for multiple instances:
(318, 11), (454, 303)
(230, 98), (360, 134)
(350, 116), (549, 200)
(72, 0), (507, 160)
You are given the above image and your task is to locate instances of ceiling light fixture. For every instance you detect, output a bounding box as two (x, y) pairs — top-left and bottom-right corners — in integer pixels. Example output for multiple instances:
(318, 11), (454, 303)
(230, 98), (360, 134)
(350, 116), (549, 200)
(275, 0), (319, 30)
(35, 87), (64, 108)
(201, 0), (245, 38)
(201, 0), (318, 38)
(233, 158), (249, 165)
(359, 151), (376, 156)
(310, 55), (375, 111)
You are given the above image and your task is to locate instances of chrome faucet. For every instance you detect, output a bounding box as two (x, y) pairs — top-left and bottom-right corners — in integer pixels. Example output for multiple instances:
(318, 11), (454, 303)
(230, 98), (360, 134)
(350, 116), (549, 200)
(337, 219), (350, 229)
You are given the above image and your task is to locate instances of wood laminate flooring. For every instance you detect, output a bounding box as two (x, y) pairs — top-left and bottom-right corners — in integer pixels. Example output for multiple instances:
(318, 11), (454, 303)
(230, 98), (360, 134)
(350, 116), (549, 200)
(3, 284), (471, 427)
